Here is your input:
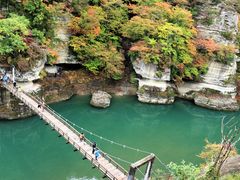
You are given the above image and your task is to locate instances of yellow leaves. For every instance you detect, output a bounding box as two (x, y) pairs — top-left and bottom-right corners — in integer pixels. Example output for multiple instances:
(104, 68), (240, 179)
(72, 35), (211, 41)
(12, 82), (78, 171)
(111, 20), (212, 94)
(87, 6), (106, 21)
(219, 44), (236, 54)
(68, 17), (81, 35)
(68, 6), (106, 37)
(172, 7), (194, 28)
(132, 2), (173, 20)
(155, 2), (172, 12)
(45, 4), (55, 13)
(171, 0), (189, 5)
(129, 41), (150, 52)
(69, 36), (87, 52)
(198, 140), (238, 163)
(121, 16), (158, 40)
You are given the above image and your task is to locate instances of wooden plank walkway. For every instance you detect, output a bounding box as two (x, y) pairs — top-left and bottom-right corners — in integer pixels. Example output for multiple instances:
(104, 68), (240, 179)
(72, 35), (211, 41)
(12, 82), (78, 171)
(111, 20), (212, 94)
(3, 83), (128, 180)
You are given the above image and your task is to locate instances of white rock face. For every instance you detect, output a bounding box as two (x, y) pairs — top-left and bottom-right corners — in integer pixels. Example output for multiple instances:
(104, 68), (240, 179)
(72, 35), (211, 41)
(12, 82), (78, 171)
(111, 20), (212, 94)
(54, 14), (79, 64)
(194, 94), (239, 111)
(132, 2), (239, 110)
(90, 91), (112, 108)
(16, 54), (47, 82)
(45, 66), (58, 74)
(178, 60), (237, 98)
(138, 79), (171, 92)
(17, 81), (41, 93)
(133, 59), (174, 104)
(202, 61), (236, 86)
(133, 59), (170, 81)
(197, 3), (239, 44)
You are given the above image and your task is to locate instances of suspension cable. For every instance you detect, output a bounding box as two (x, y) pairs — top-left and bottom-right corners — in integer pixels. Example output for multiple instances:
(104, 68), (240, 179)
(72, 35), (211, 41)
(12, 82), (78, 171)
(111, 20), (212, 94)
(30, 91), (173, 174)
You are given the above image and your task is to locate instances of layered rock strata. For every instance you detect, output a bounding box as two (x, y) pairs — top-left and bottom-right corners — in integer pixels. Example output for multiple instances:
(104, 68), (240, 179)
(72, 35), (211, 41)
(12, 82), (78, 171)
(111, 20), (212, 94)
(134, 2), (239, 111)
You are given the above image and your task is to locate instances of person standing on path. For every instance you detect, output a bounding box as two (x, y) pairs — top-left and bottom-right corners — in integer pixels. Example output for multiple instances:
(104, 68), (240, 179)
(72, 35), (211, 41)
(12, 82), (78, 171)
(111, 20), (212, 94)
(79, 133), (85, 142)
(94, 148), (101, 160)
(92, 142), (96, 154)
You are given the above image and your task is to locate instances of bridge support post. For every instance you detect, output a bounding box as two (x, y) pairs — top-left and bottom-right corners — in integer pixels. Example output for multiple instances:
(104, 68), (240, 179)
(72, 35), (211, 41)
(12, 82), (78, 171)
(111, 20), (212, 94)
(127, 153), (155, 180)
(144, 160), (154, 180)
(127, 167), (136, 180)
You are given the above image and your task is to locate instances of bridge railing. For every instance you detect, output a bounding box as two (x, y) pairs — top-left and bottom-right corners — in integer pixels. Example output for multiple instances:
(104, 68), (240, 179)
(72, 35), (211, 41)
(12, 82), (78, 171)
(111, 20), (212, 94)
(3, 83), (129, 178)
(28, 91), (129, 177)
(4, 83), (129, 177)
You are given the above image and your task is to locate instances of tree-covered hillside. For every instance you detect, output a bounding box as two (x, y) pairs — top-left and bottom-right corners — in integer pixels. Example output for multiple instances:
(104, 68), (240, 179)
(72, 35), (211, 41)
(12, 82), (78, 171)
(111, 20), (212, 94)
(0, 0), (239, 82)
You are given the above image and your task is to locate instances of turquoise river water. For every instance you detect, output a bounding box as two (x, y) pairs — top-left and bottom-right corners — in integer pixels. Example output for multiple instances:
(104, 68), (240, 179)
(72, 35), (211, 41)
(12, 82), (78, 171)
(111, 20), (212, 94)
(0, 96), (239, 180)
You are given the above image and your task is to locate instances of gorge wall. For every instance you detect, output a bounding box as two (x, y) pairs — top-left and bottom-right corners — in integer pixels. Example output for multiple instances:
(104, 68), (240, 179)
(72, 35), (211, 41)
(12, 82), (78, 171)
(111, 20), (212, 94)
(0, 2), (240, 120)
(134, 2), (240, 111)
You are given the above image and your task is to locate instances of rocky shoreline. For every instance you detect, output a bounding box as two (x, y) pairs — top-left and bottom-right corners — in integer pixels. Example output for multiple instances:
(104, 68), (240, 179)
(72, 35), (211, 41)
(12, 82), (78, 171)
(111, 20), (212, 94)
(1, 69), (240, 120)
(1, 1), (240, 120)
(0, 69), (137, 120)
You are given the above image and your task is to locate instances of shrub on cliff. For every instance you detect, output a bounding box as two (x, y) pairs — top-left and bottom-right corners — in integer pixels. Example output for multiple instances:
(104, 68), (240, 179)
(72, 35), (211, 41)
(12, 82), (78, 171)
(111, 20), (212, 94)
(0, 14), (30, 56)
(196, 39), (236, 64)
(22, 0), (56, 38)
(122, 1), (204, 82)
(69, 1), (127, 80)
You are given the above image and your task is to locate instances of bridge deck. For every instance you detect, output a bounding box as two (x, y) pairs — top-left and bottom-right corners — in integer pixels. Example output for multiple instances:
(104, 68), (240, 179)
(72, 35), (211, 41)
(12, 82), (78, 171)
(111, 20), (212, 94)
(4, 84), (128, 180)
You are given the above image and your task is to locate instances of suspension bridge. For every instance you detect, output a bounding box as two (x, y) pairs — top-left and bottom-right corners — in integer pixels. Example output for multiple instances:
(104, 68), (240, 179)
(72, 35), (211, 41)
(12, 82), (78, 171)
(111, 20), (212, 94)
(2, 82), (158, 180)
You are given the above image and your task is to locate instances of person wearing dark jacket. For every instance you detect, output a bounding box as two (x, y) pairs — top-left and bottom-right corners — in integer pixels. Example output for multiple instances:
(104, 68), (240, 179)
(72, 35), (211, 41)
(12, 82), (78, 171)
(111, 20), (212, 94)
(92, 142), (96, 154)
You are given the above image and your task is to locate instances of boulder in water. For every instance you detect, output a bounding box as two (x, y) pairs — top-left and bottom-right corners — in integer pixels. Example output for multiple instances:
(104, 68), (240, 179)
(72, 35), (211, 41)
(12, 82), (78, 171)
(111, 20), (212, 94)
(90, 91), (112, 108)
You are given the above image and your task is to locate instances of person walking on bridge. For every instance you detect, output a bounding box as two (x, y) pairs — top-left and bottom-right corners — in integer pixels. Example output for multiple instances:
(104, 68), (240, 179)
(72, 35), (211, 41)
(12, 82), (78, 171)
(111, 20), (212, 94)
(92, 142), (96, 154)
(79, 133), (85, 142)
(94, 148), (101, 160)
(2, 73), (9, 85)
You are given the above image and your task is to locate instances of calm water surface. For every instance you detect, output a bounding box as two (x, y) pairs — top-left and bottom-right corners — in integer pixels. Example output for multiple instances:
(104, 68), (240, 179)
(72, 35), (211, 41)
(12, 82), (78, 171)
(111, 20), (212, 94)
(0, 96), (239, 180)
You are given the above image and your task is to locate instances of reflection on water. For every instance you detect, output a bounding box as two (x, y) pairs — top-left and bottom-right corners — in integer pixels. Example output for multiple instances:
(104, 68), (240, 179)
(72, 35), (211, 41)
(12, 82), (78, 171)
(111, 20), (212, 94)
(0, 96), (239, 180)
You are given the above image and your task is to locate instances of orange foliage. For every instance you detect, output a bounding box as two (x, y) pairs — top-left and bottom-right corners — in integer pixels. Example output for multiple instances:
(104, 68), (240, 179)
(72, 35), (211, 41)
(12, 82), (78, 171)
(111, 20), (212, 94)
(127, 4), (137, 10)
(155, 2), (172, 9)
(93, 26), (101, 36)
(141, 6), (151, 16)
(130, 2), (173, 18)
(46, 4), (55, 12)
(48, 48), (58, 57)
(129, 41), (150, 52)
(195, 38), (219, 53)
(177, 63), (185, 73)
(187, 40), (197, 56)
(155, 2), (172, 16)
(87, 6), (96, 16)
(193, 54), (208, 67)
(48, 48), (59, 64)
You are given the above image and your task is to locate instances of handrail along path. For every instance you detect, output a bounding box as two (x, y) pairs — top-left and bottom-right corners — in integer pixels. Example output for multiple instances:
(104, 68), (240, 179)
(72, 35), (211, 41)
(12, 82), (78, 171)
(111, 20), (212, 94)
(3, 83), (128, 180)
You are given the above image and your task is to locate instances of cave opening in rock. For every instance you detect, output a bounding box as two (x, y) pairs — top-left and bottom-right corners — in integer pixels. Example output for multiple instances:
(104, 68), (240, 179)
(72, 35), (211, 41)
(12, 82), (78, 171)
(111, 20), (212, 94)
(50, 63), (83, 71)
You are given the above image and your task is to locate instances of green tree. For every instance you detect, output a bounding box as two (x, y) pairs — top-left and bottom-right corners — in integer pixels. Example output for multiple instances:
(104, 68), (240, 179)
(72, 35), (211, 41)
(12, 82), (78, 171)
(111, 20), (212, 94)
(167, 161), (200, 180)
(23, 0), (55, 38)
(0, 14), (30, 56)
(70, 36), (125, 80)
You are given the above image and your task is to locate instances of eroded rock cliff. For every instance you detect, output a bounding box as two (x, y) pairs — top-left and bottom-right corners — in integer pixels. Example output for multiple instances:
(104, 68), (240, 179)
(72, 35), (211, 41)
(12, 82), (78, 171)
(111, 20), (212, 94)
(134, 1), (239, 111)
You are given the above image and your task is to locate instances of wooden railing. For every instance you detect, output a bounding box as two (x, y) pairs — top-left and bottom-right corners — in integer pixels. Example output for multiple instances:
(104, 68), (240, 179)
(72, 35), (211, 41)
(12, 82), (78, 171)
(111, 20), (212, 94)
(3, 83), (128, 180)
